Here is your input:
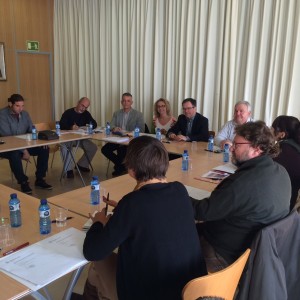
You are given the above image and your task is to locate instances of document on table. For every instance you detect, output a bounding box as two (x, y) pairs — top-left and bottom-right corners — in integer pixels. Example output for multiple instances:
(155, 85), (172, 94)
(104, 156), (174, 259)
(102, 136), (130, 143)
(185, 185), (211, 200)
(213, 162), (237, 174)
(0, 227), (88, 291)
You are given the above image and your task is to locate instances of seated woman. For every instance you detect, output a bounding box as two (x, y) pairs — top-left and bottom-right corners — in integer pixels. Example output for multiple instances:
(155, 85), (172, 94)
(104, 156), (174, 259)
(272, 115), (300, 210)
(153, 98), (176, 135)
(83, 136), (207, 300)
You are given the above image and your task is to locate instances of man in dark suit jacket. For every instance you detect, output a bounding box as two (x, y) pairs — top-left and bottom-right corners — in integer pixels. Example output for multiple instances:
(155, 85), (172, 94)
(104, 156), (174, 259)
(167, 98), (209, 142)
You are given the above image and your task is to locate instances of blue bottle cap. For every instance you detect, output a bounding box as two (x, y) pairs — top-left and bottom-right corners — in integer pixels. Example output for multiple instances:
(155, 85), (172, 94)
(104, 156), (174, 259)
(92, 176), (98, 180)
(10, 193), (17, 198)
(40, 199), (47, 205)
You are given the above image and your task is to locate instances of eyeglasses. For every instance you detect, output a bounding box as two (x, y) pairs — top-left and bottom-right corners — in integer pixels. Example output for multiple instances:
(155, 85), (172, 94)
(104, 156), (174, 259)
(157, 105), (166, 108)
(231, 142), (252, 148)
(183, 107), (195, 111)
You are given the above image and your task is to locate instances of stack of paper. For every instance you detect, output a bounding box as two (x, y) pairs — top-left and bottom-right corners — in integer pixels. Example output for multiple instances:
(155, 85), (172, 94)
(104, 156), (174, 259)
(0, 228), (88, 291)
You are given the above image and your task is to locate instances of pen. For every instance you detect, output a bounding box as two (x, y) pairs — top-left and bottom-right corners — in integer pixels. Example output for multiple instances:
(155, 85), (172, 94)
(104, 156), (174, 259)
(105, 193), (110, 216)
(3, 242), (30, 256)
(51, 217), (73, 223)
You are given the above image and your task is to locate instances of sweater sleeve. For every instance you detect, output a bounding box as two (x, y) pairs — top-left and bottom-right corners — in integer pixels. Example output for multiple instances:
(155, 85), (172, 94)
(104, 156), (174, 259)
(190, 176), (241, 221)
(83, 197), (132, 261)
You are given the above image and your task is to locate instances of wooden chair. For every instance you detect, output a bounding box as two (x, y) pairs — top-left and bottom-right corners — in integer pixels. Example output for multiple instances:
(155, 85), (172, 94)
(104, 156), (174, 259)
(182, 249), (251, 300)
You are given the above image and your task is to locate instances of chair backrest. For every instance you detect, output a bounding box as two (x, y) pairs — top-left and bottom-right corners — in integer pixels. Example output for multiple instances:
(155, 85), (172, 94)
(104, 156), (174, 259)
(145, 123), (150, 133)
(35, 122), (51, 131)
(209, 130), (216, 138)
(182, 249), (250, 300)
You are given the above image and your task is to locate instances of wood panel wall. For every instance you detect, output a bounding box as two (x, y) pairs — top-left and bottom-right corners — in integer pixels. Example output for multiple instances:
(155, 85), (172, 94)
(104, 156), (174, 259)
(0, 0), (54, 123)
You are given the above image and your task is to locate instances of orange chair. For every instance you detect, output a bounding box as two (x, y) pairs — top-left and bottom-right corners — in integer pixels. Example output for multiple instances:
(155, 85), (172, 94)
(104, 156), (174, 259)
(182, 249), (250, 300)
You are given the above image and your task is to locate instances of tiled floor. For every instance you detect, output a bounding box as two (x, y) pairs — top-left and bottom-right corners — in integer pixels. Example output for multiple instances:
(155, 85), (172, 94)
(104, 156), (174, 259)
(0, 142), (114, 299)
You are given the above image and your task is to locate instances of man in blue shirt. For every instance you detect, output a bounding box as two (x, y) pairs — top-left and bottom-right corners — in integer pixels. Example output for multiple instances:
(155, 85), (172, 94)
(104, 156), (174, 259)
(0, 94), (52, 194)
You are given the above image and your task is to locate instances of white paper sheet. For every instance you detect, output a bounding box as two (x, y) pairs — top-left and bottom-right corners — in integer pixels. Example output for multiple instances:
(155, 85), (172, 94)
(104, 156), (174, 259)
(184, 185), (211, 200)
(102, 136), (130, 143)
(213, 163), (237, 174)
(0, 228), (88, 290)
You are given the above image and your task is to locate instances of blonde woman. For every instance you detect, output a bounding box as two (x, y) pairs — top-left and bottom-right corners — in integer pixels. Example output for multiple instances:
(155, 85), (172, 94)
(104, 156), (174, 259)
(153, 98), (176, 135)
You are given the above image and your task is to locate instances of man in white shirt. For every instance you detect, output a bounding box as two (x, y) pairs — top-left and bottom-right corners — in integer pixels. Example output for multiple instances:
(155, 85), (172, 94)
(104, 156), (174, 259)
(215, 100), (253, 149)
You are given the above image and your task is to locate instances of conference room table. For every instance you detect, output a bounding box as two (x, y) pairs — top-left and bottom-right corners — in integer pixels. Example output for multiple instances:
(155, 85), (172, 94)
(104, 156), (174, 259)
(0, 184), (88, 300)
(0, 131), (93, 186)
(47, 141), (225, 218)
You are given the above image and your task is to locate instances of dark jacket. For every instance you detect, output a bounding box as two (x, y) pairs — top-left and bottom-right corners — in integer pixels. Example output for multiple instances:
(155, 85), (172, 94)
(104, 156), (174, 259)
(59, 108), (97, 130)
(167, 112), (209, 141)
(273, 139), (300, 210)
(191, 155), (290, 263)
(237, 210), (300, 300)
(83, 182), (206, 300)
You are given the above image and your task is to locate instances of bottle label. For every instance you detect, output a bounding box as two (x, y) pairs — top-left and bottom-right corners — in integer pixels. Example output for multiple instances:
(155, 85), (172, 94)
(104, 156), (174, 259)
(9, 203), (20, 211)
(40, 209), (50, 218)
(91, 184), (100, 191)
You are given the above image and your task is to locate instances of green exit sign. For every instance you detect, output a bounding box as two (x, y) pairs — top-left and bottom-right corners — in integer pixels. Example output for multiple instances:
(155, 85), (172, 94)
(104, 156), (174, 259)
(26, 40), (39, 51)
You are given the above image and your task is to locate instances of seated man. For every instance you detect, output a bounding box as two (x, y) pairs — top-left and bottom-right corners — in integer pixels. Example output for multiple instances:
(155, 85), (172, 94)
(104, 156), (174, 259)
(215, 100), (253, 149)
(191, 121), (290, 273)
(167, 98), (209, 142)
(59, 97), (98, 178)
(101, 92), (144, 176)
(0, 94), (52, 194)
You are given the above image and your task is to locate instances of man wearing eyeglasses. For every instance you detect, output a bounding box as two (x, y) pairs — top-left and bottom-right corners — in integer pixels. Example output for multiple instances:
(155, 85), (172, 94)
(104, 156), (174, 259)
(190, 121), (290, 273)
(167, 98), (209, 142)
(215, 100), (253, 149)
(59, 97), (98, 178)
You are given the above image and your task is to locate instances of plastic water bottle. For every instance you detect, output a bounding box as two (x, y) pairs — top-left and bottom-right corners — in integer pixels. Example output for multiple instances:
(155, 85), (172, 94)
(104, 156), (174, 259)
(39, 199), (51, 234)
(156, 128), (162, 141)
(105, 122), (111, 136)
(223, 143), (230, 163)
(55, 121), (61, 136)
(88, 121), (93, 134)
(134, 126), (140, 138)
(32, 125), (37, 140)
(207, 135), (214, 152)
(9, 193), (22, 227)
(90, 176), (100, 205)
(182, 150), (189, 171)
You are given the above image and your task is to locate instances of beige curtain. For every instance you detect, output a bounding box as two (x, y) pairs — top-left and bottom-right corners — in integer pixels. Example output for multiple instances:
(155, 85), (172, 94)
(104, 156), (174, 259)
(54, 0), (300, 131)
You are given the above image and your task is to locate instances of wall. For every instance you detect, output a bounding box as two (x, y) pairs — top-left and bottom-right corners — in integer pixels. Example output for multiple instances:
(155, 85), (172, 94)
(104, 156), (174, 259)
(0, 0), (54, 123)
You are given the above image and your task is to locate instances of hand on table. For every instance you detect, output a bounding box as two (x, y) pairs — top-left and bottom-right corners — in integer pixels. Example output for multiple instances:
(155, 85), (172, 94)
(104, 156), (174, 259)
(89, 209), (110, 226)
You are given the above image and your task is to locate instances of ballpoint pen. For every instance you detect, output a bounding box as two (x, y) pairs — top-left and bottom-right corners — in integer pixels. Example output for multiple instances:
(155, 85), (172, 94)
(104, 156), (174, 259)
(105, 193), (110, 216)
(51, 217), (73, 223)
(3, 242), (30, 256)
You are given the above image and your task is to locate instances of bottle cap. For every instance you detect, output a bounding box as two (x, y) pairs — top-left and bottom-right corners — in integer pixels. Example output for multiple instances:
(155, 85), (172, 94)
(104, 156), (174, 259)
(92, 176), (99, 180)
(40, 199), (47, 205)
(10, 193), (17, 198)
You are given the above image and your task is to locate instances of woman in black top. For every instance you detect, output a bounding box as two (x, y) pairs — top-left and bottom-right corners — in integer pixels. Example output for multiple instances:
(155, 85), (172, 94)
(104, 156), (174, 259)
(83, 136), (206, 300)
(272, 115), (300, 210)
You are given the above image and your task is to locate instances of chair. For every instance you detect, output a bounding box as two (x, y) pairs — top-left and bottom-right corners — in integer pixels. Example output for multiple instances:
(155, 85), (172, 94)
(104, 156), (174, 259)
(237, 210), (300, 300)
(182, 249), (250, 300)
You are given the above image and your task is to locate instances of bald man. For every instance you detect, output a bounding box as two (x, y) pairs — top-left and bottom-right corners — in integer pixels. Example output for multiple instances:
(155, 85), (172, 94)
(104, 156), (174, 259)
(59, 97), (98, 178)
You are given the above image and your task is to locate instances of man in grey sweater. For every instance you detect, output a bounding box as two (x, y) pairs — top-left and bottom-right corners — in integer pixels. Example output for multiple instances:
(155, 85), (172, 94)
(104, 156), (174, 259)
(0, 94), (52, 194)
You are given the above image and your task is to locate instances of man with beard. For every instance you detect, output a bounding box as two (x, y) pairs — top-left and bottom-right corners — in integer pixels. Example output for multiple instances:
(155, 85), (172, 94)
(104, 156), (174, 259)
(191, 121), (291, 273)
